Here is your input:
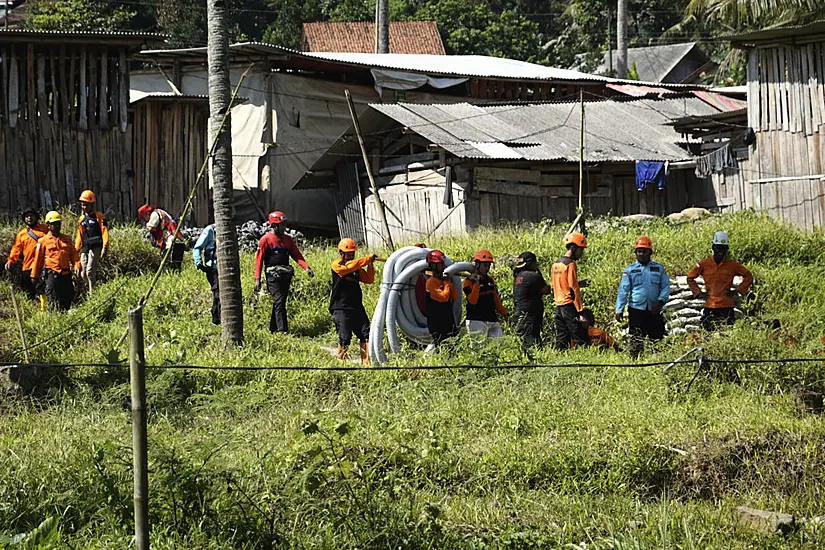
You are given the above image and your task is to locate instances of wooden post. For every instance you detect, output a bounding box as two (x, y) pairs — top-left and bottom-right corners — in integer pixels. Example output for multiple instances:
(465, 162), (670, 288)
(129, 306), (149, 550)
(344, 89), (394, 249)
(578, 88), (584, 212)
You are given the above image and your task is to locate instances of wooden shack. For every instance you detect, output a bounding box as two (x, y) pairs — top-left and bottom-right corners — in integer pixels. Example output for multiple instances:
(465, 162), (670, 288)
(296, 96), (739, 246)
(0, 30), (163, 219)
(712, 22), (825, 230)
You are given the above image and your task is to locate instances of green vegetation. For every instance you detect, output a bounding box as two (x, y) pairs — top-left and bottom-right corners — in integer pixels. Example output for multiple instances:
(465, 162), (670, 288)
(3, 211), (825, 548)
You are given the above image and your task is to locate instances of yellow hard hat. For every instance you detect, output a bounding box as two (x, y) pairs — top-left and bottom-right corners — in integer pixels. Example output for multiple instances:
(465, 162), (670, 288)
(45, 211), (62, 223)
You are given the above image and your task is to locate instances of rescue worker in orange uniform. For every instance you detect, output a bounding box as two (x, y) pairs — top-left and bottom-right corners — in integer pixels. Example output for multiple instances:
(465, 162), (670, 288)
(253, 211), (314, 334)
(329, 238), (376, 365)
(687, 231), (753, 330)
(462, 249), (507, 339)
(578, 308), (618, 350)
(5, 208), (49, 306)
(424, 249), (459, 351)
(551, 232), (589, 350)
(75, 190), (109, 294)
(31, 211), (81, 311)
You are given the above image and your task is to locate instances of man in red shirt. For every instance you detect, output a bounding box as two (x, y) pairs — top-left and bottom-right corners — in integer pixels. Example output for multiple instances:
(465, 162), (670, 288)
(253, 211), (315, 333)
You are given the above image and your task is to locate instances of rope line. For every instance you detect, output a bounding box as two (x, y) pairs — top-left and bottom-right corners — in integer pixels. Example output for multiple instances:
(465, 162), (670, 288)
(4, 356), (825, 372)
(0, 359), (697, 371)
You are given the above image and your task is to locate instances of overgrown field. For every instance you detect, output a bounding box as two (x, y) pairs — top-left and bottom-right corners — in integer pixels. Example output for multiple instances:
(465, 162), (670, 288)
(3, 211), (825, 548)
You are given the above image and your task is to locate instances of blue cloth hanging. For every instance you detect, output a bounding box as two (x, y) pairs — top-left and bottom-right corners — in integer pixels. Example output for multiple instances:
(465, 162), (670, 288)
(635, 161), (666, 191)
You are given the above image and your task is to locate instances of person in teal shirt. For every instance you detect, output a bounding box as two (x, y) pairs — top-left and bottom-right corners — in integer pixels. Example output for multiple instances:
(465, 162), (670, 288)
(615, 236), (670, 357)
(193, 223), (220, 325)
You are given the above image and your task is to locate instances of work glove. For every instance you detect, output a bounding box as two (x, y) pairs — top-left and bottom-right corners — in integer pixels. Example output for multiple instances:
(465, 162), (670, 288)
(254, 279), (261, 293)
(196, 263), (208, 273)
(369, 254), (378, 263)
(578, 278), (590, 288)
(615, 312), (623, 322)
(306, 267), (315, 278)
(651, 301), (664, 314)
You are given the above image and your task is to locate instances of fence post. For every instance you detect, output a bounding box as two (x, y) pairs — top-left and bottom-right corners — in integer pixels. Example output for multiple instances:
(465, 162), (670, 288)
(129, 306), (149, 550)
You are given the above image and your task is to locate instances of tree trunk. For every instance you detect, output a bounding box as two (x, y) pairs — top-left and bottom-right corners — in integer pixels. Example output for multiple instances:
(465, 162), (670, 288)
(377, 0), (389, 53)
(616, 0), (628, 79)
(207, 0), (243, 344)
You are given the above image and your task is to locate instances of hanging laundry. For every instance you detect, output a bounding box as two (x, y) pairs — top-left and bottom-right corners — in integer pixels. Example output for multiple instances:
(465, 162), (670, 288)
(636, 161), (667, 191)
(695, 143), (738, 178)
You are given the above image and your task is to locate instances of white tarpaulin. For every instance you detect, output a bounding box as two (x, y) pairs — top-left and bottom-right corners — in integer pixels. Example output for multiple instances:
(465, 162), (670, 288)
(370, 69), (468, 96)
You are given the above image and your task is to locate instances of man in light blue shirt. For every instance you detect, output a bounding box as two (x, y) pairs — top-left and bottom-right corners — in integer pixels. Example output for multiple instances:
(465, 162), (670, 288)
(193, 223), (220, 325)
(615, 236), (670, 356)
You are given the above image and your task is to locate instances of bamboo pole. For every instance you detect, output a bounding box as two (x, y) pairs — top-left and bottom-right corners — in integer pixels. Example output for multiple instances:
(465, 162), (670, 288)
(344, 89), (394, 249)
(129, 306), (149, 550)
(9, 286), (30, 363)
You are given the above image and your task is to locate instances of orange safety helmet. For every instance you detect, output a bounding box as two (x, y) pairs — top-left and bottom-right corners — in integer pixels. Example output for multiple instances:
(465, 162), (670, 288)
(473, 249), (494, 263)
(426, 249), (446, 264)
(564, 232), (588, 249)
(79, 190), (96, 203)
(634, 236), (653, 250)
(268, 211), (286, 224)
(338, 238), (358, 252)
(137, 204), (154, 219)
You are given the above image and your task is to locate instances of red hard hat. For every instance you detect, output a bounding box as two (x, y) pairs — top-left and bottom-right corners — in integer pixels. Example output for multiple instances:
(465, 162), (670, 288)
(426, 249), (446, 264)
(563, 232), (588, 249)
(268, 211), (286, 224)
(473, 249), (494, 263)
(137, 204), (154, 219)
(338, 238), (357, 252)
(634, 236), (653, 250)
(79, 190), (96, 203)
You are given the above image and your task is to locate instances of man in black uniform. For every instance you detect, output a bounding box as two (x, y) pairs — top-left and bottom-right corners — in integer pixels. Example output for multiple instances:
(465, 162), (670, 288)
(512, 251), (551, 348)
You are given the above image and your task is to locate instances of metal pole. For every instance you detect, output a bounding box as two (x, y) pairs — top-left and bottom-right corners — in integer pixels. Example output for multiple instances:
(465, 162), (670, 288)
(344, 89), (395, 249)
(129, 306), (149, 550)
(3, 0), (8, 30)
(9, 285), (30, 363)
(578, 88), (585, 213)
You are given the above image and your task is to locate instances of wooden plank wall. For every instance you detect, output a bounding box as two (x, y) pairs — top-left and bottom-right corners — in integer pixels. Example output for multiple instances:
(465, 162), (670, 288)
(364, 179), (467, 247)
(744, 43), (825, 230)
(0, 42), (132, 218)
(132, 101), (212, 226)
(468, 164), (690, 226)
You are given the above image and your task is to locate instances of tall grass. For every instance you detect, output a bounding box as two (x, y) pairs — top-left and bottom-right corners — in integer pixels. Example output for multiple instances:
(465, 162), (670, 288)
(2, 211), (825, 547)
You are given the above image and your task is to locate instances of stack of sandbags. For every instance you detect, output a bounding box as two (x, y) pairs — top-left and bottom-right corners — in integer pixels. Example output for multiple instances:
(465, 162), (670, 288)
(664, 275), (743, 335)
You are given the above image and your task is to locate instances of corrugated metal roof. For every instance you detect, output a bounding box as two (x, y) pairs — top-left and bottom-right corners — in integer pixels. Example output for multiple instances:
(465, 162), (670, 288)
(596, 43), (703, 83)
(139, 41), (703, 89)
(727, 20), (825, 46)
(0, 29), (166, 39)
(372, 98), (718, 161)
(295, 96), (721, 189)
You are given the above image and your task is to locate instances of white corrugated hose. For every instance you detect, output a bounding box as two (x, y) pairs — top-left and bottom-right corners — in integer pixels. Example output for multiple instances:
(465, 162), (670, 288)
(370, 247), (474, 364)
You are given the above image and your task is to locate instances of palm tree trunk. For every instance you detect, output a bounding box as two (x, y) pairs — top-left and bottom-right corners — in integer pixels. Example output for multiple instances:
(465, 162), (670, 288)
(616, 0), (628, 79)
(207, 0), (243, 344)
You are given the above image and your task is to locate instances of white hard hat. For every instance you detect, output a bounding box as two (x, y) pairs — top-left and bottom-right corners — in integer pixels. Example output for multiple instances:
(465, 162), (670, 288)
(712, 231), (730, 246)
